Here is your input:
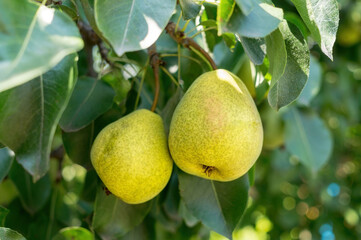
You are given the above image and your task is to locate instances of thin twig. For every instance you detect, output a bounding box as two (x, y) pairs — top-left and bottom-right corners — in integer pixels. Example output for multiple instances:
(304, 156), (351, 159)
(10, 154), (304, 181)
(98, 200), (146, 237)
(148, 44), (161, 112)
(165, 22), (217, 70)
(188, 26), (218, 38)
(160, 54), (202, 66)
(160, 66), (180, 87)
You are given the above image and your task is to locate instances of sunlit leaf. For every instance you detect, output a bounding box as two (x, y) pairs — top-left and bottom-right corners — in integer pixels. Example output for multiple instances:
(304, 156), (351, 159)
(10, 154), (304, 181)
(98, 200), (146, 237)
(265, 28), (287, 87)
(95, 0), (176, 56)
(225, 3), (283, 38)
(291, 0), (339, 59)
(268, 21), (310, 110)
(0, 0), (83, 92)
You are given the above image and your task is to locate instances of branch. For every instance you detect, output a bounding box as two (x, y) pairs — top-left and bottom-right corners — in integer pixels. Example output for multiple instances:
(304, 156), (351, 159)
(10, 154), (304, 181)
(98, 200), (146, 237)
(78, 21), (113, 75)
(148, 44), (161, 112)
(165, 22), (217, 70)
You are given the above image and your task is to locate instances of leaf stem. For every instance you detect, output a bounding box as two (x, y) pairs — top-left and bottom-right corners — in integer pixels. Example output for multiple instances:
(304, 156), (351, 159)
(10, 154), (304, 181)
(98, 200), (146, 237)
(160, 66), (180, 87)
(188, 26), (218, 38)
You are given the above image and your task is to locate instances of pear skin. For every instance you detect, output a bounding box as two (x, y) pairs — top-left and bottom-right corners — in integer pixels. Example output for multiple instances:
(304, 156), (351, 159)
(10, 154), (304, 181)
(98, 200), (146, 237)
(169, 69), (263, 181)
(91, 109), (173, 204)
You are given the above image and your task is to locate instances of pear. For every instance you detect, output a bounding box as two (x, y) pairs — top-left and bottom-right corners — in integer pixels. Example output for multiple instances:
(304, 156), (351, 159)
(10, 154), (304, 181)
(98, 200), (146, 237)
(169, 69), (263, 182)
(91, 109), (173, 204)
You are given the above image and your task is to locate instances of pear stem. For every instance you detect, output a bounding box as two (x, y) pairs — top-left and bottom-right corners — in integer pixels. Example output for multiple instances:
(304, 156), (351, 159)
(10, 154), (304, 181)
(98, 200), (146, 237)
(148, 44), (161, 112)
(165, 22), (217, 70)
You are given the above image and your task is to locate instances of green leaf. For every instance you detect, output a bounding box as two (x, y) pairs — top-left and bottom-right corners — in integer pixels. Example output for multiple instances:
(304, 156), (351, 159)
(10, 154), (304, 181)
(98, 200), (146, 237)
(239, 37), (266, 65)
(94, 0), (176, 56)
(291, 0), (339, 60)
(222, 33), (237, 50)
(52, 227), (94, 240)
(0, 148), (14, 182)
(120, 216), (155, 240)
(225, 3), (283, 38)
(9, 161), (51, 214)
(297, 56), (322, 106)
(265, 28), (287, 87)
(0, 206), (9, 227)
(180, 0), (202, 20)
(178, 171), (249, 239)
(284, 108), (333, 171)
(161, 88), (183, 135)
(59, 77), (115, 132)
(0, 54), (78, 181)
(268, 21), (310, 110)
(236, 0), (256, 15)
(62, 123), (94, 169)
(92, 186), (153, 238)
(0, 0), (83, 92)
(217, 0), (236, 35)
(0, 227), (26, 240)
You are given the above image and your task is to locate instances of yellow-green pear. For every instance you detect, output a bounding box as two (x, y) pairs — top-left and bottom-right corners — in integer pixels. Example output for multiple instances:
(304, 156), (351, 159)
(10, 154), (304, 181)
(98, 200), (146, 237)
(169, 69), (263, 182)
(91, 109), (173, 204)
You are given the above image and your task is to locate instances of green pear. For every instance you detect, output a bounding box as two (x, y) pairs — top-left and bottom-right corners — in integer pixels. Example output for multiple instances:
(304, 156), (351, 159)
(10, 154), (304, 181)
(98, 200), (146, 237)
(91, 109), (173, 204)
(169, 69), (263, 181)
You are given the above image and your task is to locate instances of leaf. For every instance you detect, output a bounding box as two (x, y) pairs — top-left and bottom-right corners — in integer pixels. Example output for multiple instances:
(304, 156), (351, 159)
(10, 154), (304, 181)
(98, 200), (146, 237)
(180, 0), (202, 20)
(52, 227), (94, 240)
(0, 54), (78, 181)
(291, 0), (339, 60)
(236, 0), (256, 15)
(120, 216), (155, 240)
(94, 0), (176, 56)
(59, 77), (115, 132)
(92, 186), (152, 239)
(239, 37), (266, 65)
(268, 21), (310, 110)
(161, 88), (183, 135)
(222, 33), (237, 50)
(284, 108), (333, 171)
(265, 28), (287, 87)
(0, 227), (26, 240)
(178, 170), (249, 239)
(217, 0), (236, 35)
(62, 123), (94, 169)
(0, 206), (9, 227)
(9, 161), (51, 214)
(297, 56), (322, 106)
(0, 0), (83, 92)
(0, 148), (14, 182)
(225, 3), (283, 38)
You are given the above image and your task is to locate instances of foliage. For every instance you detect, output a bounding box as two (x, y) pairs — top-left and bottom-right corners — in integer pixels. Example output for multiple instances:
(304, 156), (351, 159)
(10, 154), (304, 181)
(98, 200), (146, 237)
(0, 0), (360, 239)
